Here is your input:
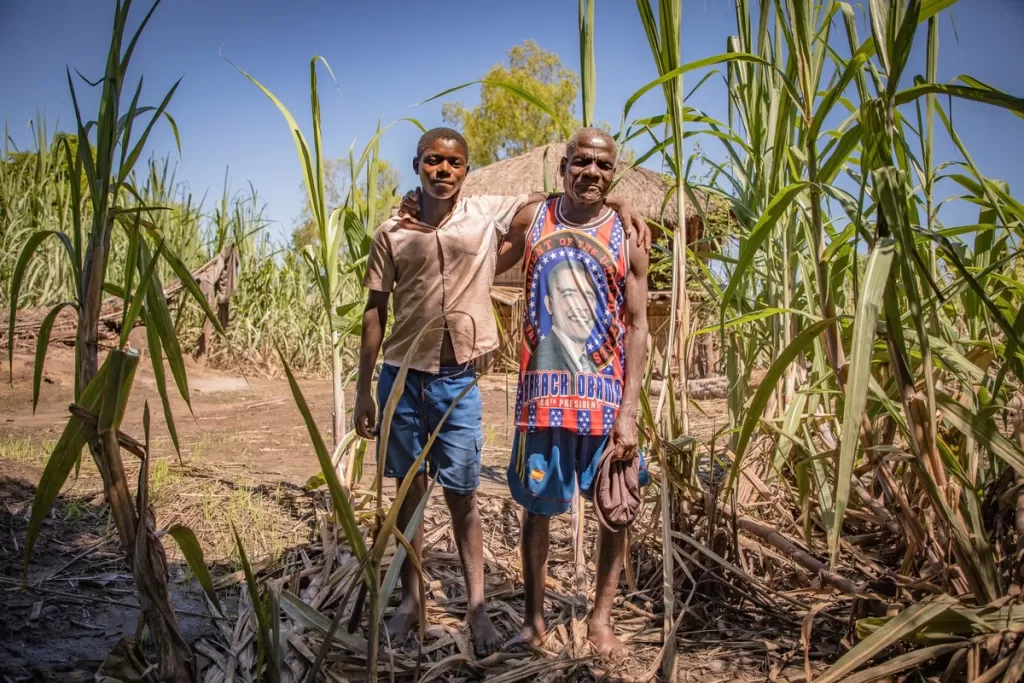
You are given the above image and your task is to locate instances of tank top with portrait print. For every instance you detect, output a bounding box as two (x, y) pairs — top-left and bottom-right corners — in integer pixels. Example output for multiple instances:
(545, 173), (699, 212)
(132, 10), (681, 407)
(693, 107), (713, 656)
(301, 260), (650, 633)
(514, 197), (628, 435)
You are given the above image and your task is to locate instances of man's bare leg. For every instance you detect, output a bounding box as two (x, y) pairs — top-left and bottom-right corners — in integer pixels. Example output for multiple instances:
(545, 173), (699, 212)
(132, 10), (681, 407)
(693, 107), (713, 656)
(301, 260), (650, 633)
(444, 488), (502, 657)
(587, 525), (628, 658)
(384, 471), (427, 645)
(510, 511), (550, 646)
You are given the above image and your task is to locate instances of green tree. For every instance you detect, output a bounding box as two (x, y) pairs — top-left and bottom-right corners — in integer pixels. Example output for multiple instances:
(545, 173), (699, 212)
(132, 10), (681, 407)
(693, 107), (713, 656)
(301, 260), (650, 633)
(442, 41), (579, 167)
(293, 158), (400, 248)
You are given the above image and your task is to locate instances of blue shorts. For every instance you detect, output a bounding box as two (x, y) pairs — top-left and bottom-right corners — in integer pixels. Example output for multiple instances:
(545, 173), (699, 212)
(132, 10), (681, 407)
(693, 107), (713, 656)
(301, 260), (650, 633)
(507, 429), (650, 516)
(376, 363), (483, 494)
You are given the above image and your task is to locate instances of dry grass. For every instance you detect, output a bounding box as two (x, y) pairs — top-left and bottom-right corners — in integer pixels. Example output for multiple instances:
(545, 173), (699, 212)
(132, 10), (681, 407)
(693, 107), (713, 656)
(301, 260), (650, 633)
(195, 471), (834, 683)
(0, 435), (55, 466)
(0, 443), (311, 570)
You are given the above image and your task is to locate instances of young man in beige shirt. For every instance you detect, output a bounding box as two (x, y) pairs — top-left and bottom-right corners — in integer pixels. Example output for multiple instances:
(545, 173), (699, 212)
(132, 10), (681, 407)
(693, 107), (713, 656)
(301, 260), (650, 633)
(354, 127), (647, 656)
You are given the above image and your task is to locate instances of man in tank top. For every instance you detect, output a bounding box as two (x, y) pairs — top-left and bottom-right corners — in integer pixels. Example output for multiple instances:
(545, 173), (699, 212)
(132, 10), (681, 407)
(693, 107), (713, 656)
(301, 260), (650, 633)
(502, 128), (650, 659)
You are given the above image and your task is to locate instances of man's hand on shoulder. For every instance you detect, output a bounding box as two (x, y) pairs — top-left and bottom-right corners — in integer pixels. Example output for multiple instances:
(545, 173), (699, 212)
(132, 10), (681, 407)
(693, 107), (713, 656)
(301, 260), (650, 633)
(394, 187), (422, 219)
(604, 197), (651, 252)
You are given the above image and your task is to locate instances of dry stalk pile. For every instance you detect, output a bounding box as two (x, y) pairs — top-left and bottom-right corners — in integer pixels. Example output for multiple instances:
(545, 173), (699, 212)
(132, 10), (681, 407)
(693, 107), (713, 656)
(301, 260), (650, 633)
(197, 485), (814, 683)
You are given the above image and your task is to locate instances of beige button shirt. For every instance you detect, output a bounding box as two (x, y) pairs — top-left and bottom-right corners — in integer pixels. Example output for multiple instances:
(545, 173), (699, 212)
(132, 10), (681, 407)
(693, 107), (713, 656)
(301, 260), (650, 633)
(364, 194), (530, 373)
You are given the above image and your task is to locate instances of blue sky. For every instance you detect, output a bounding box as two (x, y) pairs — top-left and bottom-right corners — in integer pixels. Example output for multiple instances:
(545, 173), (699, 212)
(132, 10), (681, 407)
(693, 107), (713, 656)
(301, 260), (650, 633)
(2, 0), (1022, 244)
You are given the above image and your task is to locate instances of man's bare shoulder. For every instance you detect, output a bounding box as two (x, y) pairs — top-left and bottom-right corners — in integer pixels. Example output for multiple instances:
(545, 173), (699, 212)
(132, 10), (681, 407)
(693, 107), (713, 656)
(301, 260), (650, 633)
(627, 228), (649, 271)
(511, 197), (549, 227)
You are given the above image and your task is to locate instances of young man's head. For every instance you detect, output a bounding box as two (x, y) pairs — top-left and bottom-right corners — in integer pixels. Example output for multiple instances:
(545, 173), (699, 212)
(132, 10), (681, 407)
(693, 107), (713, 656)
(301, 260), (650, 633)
(560, 127), (618, 207)
(545, 259), (598, 344)
(413, 127), (470, 200)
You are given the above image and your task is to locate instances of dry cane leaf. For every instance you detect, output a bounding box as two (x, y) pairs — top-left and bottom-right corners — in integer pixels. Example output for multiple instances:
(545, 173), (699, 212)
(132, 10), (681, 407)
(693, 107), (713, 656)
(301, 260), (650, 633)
(801, 602), (831, 683)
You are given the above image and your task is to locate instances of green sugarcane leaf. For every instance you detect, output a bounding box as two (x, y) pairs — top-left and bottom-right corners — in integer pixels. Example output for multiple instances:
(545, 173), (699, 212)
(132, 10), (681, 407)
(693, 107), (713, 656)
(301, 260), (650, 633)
(166, 524), (221, 612)
(869, 0), (894, 74)
(378, 478), (436, 617)
(8, 230), (80, 379)
(809, 54), (867, 143)
(887, 0), (922, 96)
(936, 393), (1024, 478)
(309, 56), (331, 236)
(117, 80), (181, 186)
(831, 238), (895, 567)
(722, 182), (811, 309)
(121, 216), (141, 333)
(230, 57), (319, 234)
(351, 119), (426, 185)
(896, 81), (1024, 117)
(24, 357), (112, 569)
(412, 80), (572, 138)
(728, 318), (837, 492)
(279, 352), (369, 571)
(66, 69), (99, 209)
(819, 123), (863, 184)
(103, 282), (127, 299)
(32, 303), (78, 415)
(691, 307), (819, 338)
(119, 0), (162, 82)
(618, 52), (799, 142)
(817, 596), (959, 683)
(132, 214), (226, 337)
(926, 232), (1024, 378)
(142, 310), (181, 458)
(118, 240), (162, 349)
(136, 237), (191, 414)
(280, 591), (370, 653)
(769, 392), (809, 485)
(855, 0), (960, 61)
(116, 77), (145, 182)
(232, 526), (279, 683)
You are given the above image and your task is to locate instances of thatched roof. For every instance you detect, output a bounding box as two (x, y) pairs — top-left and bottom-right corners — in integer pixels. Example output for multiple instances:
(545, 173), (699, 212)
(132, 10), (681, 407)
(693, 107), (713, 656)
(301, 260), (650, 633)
(460, 142), (721, 240)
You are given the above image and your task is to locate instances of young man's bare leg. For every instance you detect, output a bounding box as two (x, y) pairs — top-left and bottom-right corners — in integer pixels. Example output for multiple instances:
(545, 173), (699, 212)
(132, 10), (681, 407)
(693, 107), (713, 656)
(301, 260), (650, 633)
(510, 510), (550, 646)
(444, 488), (502, 656)
(587, 524), (628, 657)
(384, 471), (427, 644)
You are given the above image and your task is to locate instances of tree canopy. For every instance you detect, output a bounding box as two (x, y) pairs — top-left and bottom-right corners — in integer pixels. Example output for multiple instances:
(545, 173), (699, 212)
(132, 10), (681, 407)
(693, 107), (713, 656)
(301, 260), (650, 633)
(442, 41), (579, 168)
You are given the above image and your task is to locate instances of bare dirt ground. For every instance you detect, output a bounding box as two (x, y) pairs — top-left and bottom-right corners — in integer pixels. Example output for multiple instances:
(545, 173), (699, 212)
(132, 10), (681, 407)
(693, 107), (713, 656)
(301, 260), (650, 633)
(0, 348), (782, 682)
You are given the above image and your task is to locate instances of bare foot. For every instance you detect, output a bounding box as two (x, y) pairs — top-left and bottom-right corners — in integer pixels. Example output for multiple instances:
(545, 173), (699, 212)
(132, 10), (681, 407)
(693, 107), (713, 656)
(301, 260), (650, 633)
(467, 603), (502, 657)
(587, 622), (627, 660)
(505, 614), (546, 649)
(383, 601), (418, 648)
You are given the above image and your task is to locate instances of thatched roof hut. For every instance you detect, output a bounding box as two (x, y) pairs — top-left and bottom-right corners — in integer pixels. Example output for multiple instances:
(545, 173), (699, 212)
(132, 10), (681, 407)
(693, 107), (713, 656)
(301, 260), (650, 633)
(461, 141), (723, 248)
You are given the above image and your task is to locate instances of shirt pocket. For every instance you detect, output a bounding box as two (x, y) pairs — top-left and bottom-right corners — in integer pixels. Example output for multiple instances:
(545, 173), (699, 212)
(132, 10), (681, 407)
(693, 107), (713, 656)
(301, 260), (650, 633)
(445, 221), (491, 260)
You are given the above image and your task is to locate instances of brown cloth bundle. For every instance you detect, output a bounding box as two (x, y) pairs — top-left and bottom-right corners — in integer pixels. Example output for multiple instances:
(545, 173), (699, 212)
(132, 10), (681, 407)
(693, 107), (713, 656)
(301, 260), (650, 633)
(593, 453), (642, 533)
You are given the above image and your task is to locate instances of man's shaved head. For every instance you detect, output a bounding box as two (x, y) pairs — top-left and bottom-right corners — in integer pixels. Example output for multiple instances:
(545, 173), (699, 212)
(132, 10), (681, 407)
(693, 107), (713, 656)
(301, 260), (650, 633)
(560, 127), (618, 206)
(565, 127), (618, 161)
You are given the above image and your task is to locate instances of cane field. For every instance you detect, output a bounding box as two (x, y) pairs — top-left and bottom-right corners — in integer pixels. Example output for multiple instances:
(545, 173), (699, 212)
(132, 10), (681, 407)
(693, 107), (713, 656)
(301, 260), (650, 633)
(3, 0), (1024, 681)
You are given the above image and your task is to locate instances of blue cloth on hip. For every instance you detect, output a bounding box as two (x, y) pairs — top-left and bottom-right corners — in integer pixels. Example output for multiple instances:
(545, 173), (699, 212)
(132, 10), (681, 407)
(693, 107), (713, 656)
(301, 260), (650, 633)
(507, 428), (650, 516)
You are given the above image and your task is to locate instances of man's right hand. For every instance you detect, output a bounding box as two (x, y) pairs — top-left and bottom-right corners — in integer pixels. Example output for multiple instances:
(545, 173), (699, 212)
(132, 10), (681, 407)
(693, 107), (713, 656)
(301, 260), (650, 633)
(353, 391), (377, 439)
(398, 188), (422, 219)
